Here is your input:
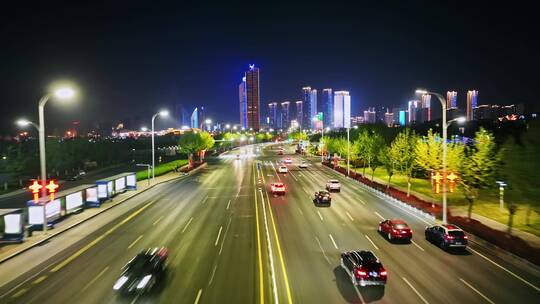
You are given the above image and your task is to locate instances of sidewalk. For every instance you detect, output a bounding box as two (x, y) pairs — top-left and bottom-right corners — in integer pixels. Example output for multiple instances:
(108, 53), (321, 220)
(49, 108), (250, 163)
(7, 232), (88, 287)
(0, 163), (206, 264)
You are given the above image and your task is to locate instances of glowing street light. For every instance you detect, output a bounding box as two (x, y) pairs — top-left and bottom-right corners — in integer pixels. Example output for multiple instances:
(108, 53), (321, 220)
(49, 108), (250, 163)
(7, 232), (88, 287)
(141, 127), (148, 132)
(151, 110), (169, 181)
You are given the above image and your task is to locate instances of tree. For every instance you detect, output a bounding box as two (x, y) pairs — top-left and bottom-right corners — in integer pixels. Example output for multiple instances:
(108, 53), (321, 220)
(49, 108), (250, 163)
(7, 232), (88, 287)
(197, 131), (215, 161)
(415, 129), (464, 175)
(378, 146), (395, 188)
(459, 128), (500, 219)
(178, 132), (203, 168)
(391, 129), (418, 196)
(354, 130), (384, 179)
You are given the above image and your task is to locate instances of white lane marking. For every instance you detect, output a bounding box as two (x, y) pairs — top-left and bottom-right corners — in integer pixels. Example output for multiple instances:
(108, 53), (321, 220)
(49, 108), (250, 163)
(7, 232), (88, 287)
(329, 234), (339, 249)
(130, 294), (140, 304)
(374, 211), (385, 220)
(402, 277), (430, 304)
(194, 289), (203, 304)
(289, 171), (299, 181)
(346, 211), (354, 222)
(259, 190), (279, 304)
(353, 286), (367, 304)
(82, 266), (109, 292)
(302, 187), (311, 195)
(296, 206), (304, 216)
(182, 217), (194, 233)
(226, 199), (231, 210)
(214, 226), (223, 246)
(411, 240), (425, 251)
(208, 265), (218, 286)
(468, 247), (540, 292)
(219, 217), (233, 255)
(128, 235), (143, 249)
(315, 236), (331, 264)
(201, 195), (208, 204)
(152, 216), (164, 226)
(317, 210), (324, 222)
(364, 235), (379, 250)
(358, 198), (366, 205)
(459, 278), (496, 304)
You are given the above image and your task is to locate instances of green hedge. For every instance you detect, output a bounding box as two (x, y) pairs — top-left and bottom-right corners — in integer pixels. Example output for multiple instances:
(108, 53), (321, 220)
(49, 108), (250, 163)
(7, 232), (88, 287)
(136, 159), (188, 181)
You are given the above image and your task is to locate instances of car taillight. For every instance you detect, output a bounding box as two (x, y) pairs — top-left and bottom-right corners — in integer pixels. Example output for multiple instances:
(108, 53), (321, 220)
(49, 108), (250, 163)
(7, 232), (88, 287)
(445, 235), (454, 240)
(380, 270), (387, 276)
(392, 229), (398, 233)
(410, 229), (413, 233)
(355, 269), (367, 277)
(463, 235), (468, 240)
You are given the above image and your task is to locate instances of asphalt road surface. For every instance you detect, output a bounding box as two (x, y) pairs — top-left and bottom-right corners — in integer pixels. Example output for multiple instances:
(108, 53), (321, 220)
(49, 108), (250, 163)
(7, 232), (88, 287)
(0, 143), (538, 303)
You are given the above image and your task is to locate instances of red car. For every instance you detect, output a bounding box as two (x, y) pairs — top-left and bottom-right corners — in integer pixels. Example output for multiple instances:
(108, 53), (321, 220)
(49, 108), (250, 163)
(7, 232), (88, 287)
(270, 182), (286, 194)
(378, 219), (412, 241)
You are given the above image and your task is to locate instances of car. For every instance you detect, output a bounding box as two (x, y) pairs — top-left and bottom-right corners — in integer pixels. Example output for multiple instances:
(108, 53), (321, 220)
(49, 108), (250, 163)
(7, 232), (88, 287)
(326, 179), (341, 192)
(313, 190), (331, 205)
(236, 154), (240, 160)
(340, 250), (387, 286)
(278, 165), (288, 173)
(284, 157), (292, 164)
(270, 182), (286, 194)
(425, 224), (468, 250)
(299, 162), (308, 168)
(113, 247), (168, 294)
(378, 219), (412, 242)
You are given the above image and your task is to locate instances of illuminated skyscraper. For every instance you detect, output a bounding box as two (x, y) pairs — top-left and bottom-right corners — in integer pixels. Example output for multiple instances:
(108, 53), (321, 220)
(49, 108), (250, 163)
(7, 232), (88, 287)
(384, 110), (394, 127)
(363, 108), (376, 124)
(421, 94), (432, 122)
(239, 64), (260, 130)
(333, 91), (351, 128)
(302, 87), (317, 129)
(268, 102), (278, 129)
(281, 101), (291, 129)
(408, 100), (419, 124)
(446, 91), (458, 109)
(321, 88), (333, 128)
(467, 90), (478, 121)
(190, 107), (199, 129)
(295, 101), (303, 129)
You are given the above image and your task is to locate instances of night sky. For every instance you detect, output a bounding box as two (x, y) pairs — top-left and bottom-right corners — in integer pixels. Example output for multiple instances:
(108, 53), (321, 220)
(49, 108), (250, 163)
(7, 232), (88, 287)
(1, 2), (538, 134)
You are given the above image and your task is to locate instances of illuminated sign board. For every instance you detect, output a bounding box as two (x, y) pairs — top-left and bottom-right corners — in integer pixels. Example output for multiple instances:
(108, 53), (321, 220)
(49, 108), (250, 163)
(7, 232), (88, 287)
(115, 177), (126, 192)
(28, 200), (61, 225)
(66, 192), (83, 213)
(126, 175), (136, 189)
(4, 214), (23, 234)
(86, 187), (98, 203)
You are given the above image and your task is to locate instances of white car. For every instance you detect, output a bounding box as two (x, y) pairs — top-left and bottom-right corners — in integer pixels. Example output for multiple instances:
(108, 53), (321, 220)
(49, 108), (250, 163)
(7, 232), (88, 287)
(284, 157), (292, 164)
(270, 182), (286, 194)
(278, 166), (288, 173)
(299, 162), (308, 168)
(326, 179), (341, 192)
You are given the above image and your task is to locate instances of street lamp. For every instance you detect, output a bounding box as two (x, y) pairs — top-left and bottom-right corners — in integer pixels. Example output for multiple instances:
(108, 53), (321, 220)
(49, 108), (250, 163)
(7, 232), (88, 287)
(151, 110), (169, 181)
(225, 124), (231, 130)
(496, 181), (507, 211)
(415, 89), (465, 224)
(141, 127), (148, 132)
(24, 86), (76, 234)
(16, 119), (40, 131)
(347, 126), (350, 176)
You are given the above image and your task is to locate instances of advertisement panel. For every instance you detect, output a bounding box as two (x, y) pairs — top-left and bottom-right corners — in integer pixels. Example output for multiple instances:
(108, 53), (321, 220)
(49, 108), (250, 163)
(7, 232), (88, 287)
(107, 181), (113, 196)
(66, 192), (83, 213)
(126, 175), (136, 189)
(46, 199), (61, 220)
(86, 187), (98, 204)
(4, 214), (23, 234)
(28, 206), (43, 225)
(115, 177), (126, 192)
(98, 184), (108, 199)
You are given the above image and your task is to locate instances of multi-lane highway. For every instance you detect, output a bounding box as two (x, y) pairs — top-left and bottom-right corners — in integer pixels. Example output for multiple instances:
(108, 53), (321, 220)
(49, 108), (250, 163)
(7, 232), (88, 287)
(0, 143), (538, 303)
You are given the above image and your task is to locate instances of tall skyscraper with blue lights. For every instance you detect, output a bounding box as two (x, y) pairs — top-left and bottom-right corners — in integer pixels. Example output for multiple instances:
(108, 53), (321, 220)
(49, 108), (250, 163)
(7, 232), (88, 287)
(281, 101), (290, 129)
(447, 91), (458, 109)
(239, 64), (261, 130)
(321, 88), (333, 128)
(467, 90), (478, 121)
(268, 102), (278, 129)
(333, 91), (351, 128)
(302, 87), (317, 129)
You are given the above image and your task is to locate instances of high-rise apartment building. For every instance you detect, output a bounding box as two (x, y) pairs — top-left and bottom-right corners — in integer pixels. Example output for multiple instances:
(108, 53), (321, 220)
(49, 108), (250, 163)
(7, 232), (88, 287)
(268, 102), (278, 129)
(363, 108), (376, 124)
(333, 91), (351, 128)
(281, 101), (291, 129)
(408, 100), (419, 124)
(467, 90), (478, 121)
(447, 91), (458, 109)
(295, 101), (303, 129)
(321, 88), (333, 128)
(384, 111), (394, 127)
(239, 64), (261, 130)
(421, 94), (432, 122)
(302, 87), (317, 129)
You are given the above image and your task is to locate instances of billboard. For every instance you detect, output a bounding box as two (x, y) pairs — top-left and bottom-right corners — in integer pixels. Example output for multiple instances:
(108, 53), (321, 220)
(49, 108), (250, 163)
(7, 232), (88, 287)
(28, 200), (61, 225)
(66, 192), (83, 213)
(4, 214), (23, 234)
(115, 177), (126, 192)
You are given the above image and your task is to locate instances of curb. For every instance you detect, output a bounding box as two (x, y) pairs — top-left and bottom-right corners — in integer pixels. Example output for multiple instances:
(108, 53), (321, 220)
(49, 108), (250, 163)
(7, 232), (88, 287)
(0, 165), (205, 265)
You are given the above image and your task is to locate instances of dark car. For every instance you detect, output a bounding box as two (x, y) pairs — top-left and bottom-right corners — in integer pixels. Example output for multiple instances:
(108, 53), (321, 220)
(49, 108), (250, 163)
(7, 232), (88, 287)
(313, 190), (331, 205)
(378, 219), (413, 242)
(113, 247), (168, 294)
(340, 250), (387, 286)
(425, 224), (468, 250)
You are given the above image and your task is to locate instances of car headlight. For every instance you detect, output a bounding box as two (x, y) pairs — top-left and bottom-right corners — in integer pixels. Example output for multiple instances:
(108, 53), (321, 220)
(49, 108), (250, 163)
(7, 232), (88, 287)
(136, 275), (152, 289)
(113, 276), (129, 290)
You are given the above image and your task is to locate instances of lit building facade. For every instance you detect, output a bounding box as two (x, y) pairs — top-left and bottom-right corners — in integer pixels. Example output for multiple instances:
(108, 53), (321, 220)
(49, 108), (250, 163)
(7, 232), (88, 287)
(281, 101), (291, 129)
(363, 108), (376, 124)
(321, 88), (333, 128)
(408, 100), (419, 124)
(447, 91), (458, 109)
(466, 90), (478, 121)
(295, 101), (303, 129)
(333, 91), (351, 128)
(302, 87), (317, 129)
(421, 94), (432, 122)
(268, 102), (278, 129)
(239, 64), (261, 130)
